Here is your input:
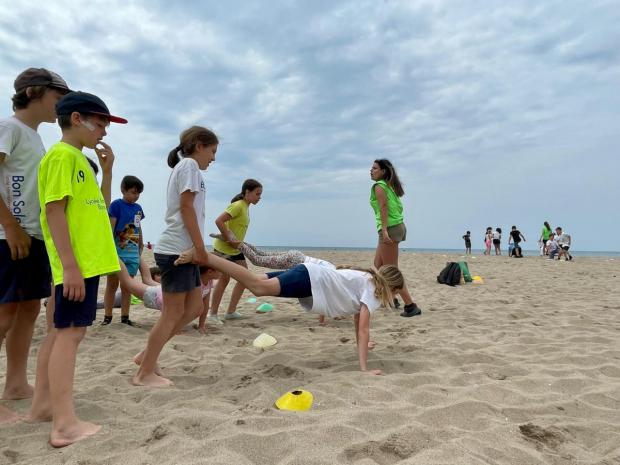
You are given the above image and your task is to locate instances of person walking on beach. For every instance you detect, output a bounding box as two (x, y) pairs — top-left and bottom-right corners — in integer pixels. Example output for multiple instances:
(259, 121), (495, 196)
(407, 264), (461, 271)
(492, 228), (502, 255)
(539, 221), (552, 256)
(132, 126), (218, 388)
(208, 179), (263, 324)
(369, 159), (420, 317)
(484, 227), (493, 255)
(462, 231), (471, 255)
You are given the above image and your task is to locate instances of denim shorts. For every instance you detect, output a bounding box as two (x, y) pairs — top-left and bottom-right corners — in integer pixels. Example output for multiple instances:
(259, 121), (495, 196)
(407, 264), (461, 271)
(0, 238), (52, 303)
(54, 276), (100, 328)
(154, 253), (200, 293)
(266, 264), (312, 298)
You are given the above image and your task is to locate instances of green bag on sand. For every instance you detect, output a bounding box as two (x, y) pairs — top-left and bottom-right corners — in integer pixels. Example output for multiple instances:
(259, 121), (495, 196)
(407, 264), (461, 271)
(458, 261), (472, 283)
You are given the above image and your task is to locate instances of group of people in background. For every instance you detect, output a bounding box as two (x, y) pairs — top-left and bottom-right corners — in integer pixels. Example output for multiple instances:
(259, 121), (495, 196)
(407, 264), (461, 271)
(462, 221), (572, 260)
(0, 67), (421, 446)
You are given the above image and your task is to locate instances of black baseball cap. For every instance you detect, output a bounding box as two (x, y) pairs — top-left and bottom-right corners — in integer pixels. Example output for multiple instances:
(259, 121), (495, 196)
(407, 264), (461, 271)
(14, 68), (71, 93)
(55, 91), (128, 124)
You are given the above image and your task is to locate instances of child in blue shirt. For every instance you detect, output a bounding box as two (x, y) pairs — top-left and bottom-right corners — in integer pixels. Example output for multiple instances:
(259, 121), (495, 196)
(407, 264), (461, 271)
(102, 175), (145, 326)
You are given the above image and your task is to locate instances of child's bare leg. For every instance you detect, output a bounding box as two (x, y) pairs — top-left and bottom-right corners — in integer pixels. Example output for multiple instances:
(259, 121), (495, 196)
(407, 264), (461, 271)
(117, 261), (149, 300)
(139, 258), (158, 286)
(206, 254), (281, 296)
(48, 326), (100, 448)
(120, 288), (131, 319)
(226, 280), (246, 315)
(28, 293), (56, 422)
(103, 274), (119, 321)
(3, 299), (40, 400)
(209, 274), (230, 317)
(132, 292), (188, 387)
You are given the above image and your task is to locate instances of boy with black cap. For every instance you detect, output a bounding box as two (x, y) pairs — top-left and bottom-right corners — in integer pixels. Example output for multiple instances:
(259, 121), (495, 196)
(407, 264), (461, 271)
(34, 91), (126, 447)
(0, 68), (70, 424)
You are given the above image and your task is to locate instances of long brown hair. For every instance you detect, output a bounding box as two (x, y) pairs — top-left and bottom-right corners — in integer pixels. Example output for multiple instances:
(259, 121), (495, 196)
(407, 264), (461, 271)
(231, 179), (262, 203)
(336, 264), (404, 308)
(374, 158), (404, 197)
(168, 126), (219, 168)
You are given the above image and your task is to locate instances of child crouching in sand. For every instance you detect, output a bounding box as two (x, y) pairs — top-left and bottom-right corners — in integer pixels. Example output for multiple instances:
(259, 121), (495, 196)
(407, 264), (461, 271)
(198, 253), (405, 375)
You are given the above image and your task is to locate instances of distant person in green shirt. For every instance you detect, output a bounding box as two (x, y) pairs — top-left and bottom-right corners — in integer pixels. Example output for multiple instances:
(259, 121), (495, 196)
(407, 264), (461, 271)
(539, 221), (552, 256)
(208, 179), (263, 324)
(33, 92), (126, 447)
(369, 159), (421, 317)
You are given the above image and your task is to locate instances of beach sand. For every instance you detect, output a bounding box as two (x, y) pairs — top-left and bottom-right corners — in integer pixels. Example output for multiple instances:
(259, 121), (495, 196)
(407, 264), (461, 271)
(1, 251), (620, 464)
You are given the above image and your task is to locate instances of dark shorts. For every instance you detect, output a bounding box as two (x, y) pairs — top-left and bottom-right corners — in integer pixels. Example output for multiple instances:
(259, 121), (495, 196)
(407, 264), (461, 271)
(0, 238), (52, 304)
(155, 253), (200, 293)
(378, 223), (407, 242)
(493, 239), (500, 245)
(465, 242), (471, 248)
(266, 264), (312, 299)
(213, 249), (245, 262)
(562, 246), (570, 251)
(54, 276), (100, 328)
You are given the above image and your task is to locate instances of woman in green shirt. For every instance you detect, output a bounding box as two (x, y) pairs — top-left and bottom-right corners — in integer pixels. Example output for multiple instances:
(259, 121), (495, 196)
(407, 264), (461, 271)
(539, 221), (552, 255)
(369, 159), (420, 317)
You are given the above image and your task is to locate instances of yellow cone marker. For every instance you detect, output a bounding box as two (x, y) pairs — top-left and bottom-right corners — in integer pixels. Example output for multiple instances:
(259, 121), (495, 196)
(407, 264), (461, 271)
(275, 389), (313, 412)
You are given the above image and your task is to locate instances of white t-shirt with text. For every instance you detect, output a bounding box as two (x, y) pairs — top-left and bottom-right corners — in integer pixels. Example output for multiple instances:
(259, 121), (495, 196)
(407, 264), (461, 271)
(155, 157), (206, 255)
(298, 262), (381, 318)
(0, 117), (46, 239)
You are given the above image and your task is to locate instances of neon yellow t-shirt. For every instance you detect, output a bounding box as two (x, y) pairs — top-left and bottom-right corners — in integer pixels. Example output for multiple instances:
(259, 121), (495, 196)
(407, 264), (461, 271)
(369, 180), (404, 231)
(38, 142), (119, 285)
(213, 200), (250, 256)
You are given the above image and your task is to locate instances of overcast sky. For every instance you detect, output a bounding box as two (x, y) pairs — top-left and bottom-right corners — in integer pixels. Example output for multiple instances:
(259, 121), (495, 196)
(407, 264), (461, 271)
(2, 0), (618, 251)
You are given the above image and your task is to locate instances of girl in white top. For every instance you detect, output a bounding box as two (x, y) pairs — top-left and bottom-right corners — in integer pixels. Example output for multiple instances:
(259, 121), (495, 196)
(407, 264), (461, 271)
(132, 126), (218, 388)
(203, 253), (405, 375)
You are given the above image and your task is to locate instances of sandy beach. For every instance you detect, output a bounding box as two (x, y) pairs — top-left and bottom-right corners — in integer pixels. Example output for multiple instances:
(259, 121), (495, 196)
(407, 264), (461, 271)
(1, 250), (619, 465)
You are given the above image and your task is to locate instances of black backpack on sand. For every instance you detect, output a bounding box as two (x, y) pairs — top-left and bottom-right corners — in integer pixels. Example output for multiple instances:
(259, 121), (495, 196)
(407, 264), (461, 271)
(437, 262), (462, 286)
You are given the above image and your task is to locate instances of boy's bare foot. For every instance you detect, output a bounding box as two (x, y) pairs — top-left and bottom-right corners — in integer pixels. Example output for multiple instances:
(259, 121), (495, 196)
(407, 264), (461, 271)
(0, 405), (21, 424)
(131, 373), (174, 387)
(132, 352), (163, 376)
(2, 383), (34, 400)
(49, 420), (101, 448)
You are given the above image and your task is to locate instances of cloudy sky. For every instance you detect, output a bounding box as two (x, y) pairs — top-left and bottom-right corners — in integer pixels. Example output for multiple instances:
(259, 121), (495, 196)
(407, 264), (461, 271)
(2, 0), (618, 251)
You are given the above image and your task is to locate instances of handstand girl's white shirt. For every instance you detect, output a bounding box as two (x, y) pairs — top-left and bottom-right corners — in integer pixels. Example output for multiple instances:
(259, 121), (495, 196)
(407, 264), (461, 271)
(155, 157), (206, 255)
(299, 262), (381, 318)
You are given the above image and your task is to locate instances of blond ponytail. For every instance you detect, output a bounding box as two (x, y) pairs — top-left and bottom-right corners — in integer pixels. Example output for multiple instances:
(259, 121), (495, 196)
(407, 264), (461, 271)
(336, 264), (404, 308)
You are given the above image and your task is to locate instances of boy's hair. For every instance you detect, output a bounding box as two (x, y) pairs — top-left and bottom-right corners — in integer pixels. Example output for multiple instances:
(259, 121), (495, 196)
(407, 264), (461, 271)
(168, 126), (219, 168)
(149, 266), (162, 277)
(12, 68), (70, 110)
(12, 86), (48, 111)
(466, 231), (470, 234)
(231, 179), (262, 203)
(336, 264), (404, 309)
(374, 159), (404, 197)
(121, 175), (144, 193)
(512, 225), (517, 230)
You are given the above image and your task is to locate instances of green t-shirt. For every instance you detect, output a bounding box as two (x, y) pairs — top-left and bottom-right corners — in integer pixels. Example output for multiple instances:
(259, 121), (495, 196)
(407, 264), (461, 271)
(38, 142), (119, 285)
(541, 226), (552, 240)
(369, 180), (404, 231)
(213, 199), (250, 256)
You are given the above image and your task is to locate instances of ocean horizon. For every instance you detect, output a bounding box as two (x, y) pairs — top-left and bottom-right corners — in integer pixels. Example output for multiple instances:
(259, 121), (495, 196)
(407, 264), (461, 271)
(221, 246), (620, 258)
